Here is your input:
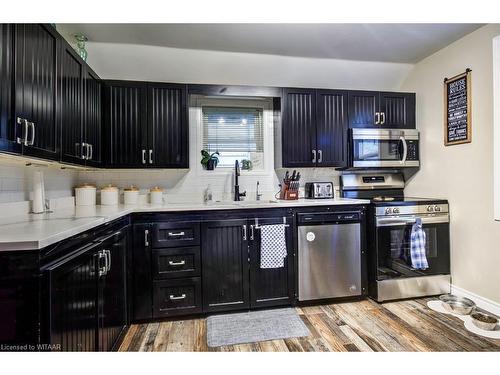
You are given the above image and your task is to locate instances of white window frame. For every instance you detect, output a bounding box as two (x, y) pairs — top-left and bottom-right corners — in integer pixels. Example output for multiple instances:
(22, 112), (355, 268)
(191, 96), (275, 177)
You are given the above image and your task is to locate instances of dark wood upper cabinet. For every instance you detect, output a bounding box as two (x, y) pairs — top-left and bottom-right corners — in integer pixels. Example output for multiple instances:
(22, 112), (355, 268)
(347, 90), (379, 128)
(281, 88), (317, 167)
(60, 42), (85, 164)
(104, 80), (188, 168)
(201, 219), (250, 313)
(84, 67), (102, 167)
(103, 81), (147, 167)
(379, 92), (415, 129)
(14, 24), (60, 161)
(348, 90), (415, 129)
(316, 89), (348, 167)
(282, 88), (348, 168)
(148, 83), (188, 168)
(0, 24), (20, 154)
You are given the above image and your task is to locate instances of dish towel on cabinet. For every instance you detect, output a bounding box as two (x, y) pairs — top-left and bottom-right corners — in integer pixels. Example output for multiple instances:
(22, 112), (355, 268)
(260, 224), (287, 269)
(410, 218), (429, 270)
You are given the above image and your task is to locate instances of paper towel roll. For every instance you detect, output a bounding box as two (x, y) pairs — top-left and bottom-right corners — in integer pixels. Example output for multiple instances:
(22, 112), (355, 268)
(32, 170), (45, 213)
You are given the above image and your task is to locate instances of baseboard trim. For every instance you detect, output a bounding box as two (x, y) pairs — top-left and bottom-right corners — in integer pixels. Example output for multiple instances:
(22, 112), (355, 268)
(451, 284), (500, 317)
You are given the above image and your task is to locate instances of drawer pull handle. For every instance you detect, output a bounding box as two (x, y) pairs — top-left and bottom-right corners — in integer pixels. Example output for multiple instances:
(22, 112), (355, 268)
(168, 231), (185, 237)
(169, 294), (186, 300)
(168, 260), (186, 266)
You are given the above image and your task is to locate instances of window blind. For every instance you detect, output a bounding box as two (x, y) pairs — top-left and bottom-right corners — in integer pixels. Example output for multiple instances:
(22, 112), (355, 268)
(202, 106), (264, 154)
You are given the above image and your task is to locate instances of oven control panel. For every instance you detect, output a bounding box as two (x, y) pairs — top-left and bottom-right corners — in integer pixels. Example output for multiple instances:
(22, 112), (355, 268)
(377, 203), (449, 216)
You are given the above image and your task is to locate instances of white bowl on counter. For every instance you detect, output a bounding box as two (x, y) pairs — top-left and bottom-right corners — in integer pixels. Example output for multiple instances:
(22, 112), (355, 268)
(75, 183), (97, 206)
(101, 184), (119, 206)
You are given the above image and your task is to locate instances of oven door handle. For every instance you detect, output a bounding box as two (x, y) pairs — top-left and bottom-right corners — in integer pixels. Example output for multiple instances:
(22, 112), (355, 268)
(400, 136), (408, 164)
(376, 214), (449, 227)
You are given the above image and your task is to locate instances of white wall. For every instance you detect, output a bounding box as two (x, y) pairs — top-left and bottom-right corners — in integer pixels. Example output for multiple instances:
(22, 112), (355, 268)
(493, 36), (500, 220)
(81, 42), (412, 91)
(401, 24), (500, 303)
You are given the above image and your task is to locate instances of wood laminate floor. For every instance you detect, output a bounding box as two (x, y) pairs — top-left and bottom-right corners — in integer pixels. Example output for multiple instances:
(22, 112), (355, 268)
(119, 298), (500, 352)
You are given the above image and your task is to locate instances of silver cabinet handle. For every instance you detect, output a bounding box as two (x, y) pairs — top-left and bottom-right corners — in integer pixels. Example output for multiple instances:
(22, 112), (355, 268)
(381, 112), (386, 124)
(106, 249), (111, 272)
(16, 117), (28, 145)
(375, 112), (380, 125)
(312, 149), (316, 163)
(400, 136), (408, 164)
(169, 294), (186, 300)
(142, 149), (146, 164)
(149, 149), (153, 164)
(168, 260), (186, 266)
(98, 250), (107, 277)
(88, 144), (93, 160)
(27, 122), (35, 146)
(250, 225), (254, 241)
(318, 149), (323, 163)
(242, 225), (247, 241)
(168, 231), (185, 237)
(81, 142), (88, 159)
(144, 229), (150, 247)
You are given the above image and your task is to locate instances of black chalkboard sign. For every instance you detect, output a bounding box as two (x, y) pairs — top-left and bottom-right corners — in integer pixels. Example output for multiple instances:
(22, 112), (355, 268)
(444, 69), (472, 146)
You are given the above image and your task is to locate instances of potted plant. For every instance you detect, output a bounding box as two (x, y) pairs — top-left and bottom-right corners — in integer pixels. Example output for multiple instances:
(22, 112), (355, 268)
(241, 159), (253, 170)
(201, 150), (219, 170)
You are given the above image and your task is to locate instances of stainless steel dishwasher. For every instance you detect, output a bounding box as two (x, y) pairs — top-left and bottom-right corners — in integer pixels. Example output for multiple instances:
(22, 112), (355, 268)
(298, 211), (362, 301)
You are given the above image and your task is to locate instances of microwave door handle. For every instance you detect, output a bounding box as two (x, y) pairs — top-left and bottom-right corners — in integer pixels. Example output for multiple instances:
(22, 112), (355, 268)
(400, 136), (408, 164)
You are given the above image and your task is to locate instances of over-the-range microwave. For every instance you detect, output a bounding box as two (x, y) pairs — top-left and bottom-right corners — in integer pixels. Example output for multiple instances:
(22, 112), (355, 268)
(349, 128), (420, 168)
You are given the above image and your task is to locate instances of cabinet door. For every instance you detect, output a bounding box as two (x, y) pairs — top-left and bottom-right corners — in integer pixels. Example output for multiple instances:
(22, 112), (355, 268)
(347, 90), (379, 128)
(98, 231), (127, 351)
(46, 244), (100, 351)
(249, 216), (295, 309)
(316, 89), (348, 167)
(84, 67), (102, 167)
(60, 41), (85, 165)
(379, 92), (415, 129)
(103, 81), (147, 167)
(281, 88), (317, 167)
(147, 83), (188, 168)
(130, 224), (152, 321)
(14, 24), (59, 160)
(0, 24), (21, 154)
(201, 219), (250, 312)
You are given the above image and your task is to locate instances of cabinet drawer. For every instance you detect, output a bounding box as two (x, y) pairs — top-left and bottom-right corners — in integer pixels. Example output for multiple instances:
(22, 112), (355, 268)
(152, 222), (200, 248)
(152, 247), (200, 279)
(153, 278), (202, 317)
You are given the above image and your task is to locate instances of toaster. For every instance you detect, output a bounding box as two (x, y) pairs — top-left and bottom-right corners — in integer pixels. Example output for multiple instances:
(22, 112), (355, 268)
(304, 182), (334, 199)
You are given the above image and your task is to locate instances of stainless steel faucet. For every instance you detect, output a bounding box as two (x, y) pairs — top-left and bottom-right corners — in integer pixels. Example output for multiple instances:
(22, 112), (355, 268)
(256, 181), (262, 201)
(234, 160), (246, 201)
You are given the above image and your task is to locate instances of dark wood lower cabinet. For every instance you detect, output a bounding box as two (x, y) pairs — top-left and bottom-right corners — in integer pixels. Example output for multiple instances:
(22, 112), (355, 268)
(153, 277), (202, 317)
(201, 219), (250, 313)
(249, 216), (295, 308)
(44, 226), (128, 351)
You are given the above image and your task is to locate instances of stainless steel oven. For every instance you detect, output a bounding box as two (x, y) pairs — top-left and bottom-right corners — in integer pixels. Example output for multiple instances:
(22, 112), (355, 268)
(350, 128), (420, 168)
(373, 203), (450, 301)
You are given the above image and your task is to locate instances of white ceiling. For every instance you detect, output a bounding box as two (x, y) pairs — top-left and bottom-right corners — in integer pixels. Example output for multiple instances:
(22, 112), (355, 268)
(58, 23), (484, 64)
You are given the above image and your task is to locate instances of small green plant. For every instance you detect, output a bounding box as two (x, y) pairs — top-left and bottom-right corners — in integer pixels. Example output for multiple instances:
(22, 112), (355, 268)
(201, 150), (219, 170)
(241, 159), (253, 170)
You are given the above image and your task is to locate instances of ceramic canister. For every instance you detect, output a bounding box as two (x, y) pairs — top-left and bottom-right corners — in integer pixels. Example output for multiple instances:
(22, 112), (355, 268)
(75, 183), (97, 206)
(123, 185), (140, 205)
(150, 186), (164, 205)
(101, 184), (119, 205)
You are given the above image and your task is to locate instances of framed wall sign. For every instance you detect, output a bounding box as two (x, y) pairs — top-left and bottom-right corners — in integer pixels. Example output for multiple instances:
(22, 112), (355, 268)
(444, 68), (472, 146)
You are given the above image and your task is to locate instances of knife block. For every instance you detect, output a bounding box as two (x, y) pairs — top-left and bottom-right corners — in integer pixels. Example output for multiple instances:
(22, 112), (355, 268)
(279, 183), (299, 200)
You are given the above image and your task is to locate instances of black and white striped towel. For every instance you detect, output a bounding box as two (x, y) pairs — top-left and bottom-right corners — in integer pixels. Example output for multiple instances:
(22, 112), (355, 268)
(260, 224), (287, 269)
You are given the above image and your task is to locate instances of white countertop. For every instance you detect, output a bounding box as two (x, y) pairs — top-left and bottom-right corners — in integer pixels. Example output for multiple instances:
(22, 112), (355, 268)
(0, 198), (369, 252)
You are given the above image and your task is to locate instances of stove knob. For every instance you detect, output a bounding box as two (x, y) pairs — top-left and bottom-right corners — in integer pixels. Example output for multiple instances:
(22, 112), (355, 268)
(393, 207), (400, 214)
(434, 205), (441, 212)
(385, 208), (393, 215)
(427, 205), (434, 212)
